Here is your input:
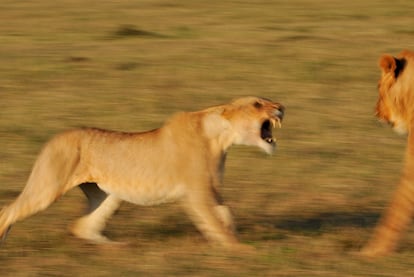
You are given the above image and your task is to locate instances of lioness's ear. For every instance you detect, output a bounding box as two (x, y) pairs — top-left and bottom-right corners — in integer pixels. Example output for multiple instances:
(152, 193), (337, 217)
(202, 113), (231, 139)
(379, 54), (406, 78)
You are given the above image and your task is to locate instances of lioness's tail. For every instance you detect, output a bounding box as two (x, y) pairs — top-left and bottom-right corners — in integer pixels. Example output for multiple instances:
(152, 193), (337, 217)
(0, 131), (82, 242)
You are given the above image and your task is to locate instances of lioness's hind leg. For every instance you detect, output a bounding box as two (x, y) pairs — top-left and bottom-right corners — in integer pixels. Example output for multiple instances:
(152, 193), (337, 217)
(70, 184), (121, 244)
(79, 183), (108, 213)
(0, 132), (85, 242)
(0, 184), (64, 241)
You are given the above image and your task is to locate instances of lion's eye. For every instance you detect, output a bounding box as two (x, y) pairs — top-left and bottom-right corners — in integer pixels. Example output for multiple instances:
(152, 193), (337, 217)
(254, 101), (263, 109)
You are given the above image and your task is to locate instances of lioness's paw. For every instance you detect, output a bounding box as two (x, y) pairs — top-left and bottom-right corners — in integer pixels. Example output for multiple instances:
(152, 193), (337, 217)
(226, 242), (257, 255)
(359, 243), (395, 258)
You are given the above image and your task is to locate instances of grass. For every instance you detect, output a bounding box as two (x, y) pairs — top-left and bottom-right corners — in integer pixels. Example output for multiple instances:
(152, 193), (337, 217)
(1, 0), (414, 275)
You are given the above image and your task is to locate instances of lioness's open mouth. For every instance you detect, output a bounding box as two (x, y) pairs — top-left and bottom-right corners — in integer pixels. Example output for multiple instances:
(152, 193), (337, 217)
(261, 118), (281, 144)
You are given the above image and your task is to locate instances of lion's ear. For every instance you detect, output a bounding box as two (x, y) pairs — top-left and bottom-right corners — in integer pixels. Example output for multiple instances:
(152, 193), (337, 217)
(379, 54), (397, 74)
(379, 54), (406, 78)
(202, 113), (231, 139)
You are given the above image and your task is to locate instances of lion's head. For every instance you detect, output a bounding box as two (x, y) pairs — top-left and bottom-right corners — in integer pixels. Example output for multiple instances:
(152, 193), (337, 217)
(376, 50), (414, 135)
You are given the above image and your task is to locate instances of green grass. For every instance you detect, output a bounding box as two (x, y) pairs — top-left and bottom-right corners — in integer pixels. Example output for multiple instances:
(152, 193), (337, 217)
(1, 0), (414, 275)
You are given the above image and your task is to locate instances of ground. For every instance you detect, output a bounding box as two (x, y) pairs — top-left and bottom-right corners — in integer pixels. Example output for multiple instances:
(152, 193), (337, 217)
(1, 0), (414, 276)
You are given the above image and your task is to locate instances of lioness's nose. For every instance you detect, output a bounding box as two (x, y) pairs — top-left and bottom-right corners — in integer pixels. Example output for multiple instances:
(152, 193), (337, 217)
(275, 105), (285, 120)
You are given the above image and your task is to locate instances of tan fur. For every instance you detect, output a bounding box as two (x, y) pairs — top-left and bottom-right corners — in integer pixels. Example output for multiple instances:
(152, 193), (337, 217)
(361, 50), (414, 257)
(0, 96), (284, 250)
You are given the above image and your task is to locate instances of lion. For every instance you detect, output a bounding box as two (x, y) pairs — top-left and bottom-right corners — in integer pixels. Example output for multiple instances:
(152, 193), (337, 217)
(361, 50), (414, 257)
(0, 96), (284, 250)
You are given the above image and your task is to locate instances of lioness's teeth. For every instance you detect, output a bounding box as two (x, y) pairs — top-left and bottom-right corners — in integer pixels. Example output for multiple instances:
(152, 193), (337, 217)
(276, 118), (282, 128)
(266, 138), (274, 143)
(270, 118), (276, 128)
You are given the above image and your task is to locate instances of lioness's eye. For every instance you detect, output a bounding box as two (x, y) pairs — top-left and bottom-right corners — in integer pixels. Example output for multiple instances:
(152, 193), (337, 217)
(254, 101), (263, 109)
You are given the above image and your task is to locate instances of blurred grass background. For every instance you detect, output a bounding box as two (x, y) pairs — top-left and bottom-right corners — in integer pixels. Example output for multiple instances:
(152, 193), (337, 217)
(1, 0), (414, 276)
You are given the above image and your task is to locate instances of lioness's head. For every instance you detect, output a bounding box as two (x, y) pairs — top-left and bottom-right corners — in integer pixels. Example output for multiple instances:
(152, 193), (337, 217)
(218, 96), (284, 154)
(376, 50), (414, 134)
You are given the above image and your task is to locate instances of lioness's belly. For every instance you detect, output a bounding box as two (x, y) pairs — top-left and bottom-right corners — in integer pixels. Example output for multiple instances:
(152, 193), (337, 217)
(97, 182), (186, 206)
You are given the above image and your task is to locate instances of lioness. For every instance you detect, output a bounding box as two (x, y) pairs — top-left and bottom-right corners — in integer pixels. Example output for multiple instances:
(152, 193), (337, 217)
(361, 50), (414, 257)
(0, 96), (284, 250)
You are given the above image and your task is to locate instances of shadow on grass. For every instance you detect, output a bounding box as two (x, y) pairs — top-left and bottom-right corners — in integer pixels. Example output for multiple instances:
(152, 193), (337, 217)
(110, 25), (169, 39)
(120, 210), (381, 245)
(262, 211), (380, 236)
(129, 214), (198, 241)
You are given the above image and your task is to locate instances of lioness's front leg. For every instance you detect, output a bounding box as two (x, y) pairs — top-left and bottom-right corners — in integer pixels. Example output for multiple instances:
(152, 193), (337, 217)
(210, 187), (235, 233)
(182, 187), (243, 249)
(214, 205), (235, 234)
